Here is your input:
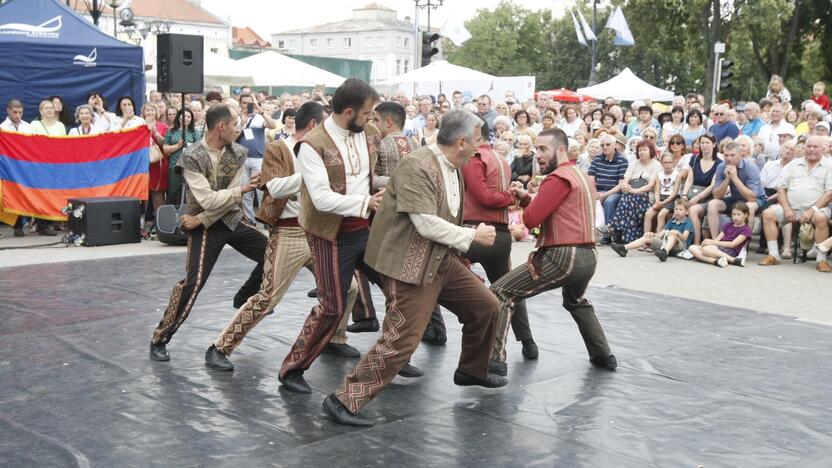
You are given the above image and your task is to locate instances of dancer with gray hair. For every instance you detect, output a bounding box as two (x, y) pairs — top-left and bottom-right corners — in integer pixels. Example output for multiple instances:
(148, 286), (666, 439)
(323, 109), (507, 427)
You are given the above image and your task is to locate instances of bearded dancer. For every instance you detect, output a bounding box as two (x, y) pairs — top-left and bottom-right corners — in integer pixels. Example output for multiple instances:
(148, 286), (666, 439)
(463, 123), (538, 375)
(323, 109), (507, 427)
(488, 128), (617, 376)
(149, 104), (267, 362)
(277, 79), (386, 393)
(203, 102), (361, 372)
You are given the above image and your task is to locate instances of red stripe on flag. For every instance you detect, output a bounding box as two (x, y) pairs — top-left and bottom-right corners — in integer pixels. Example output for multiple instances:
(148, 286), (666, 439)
(0, 127), (150, 163)
(1, 173), (149, 221)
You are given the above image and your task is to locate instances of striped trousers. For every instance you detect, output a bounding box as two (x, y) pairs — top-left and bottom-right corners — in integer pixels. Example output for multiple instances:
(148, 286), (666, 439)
(490, 246), (611, 364)
(280, 229), (377, 379)
(213, 225), (355, 356)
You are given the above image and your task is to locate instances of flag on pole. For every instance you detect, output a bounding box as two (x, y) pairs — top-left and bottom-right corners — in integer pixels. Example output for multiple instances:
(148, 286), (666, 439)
(570, 10), (587, 47)
(605, 6), (635, 46)
(577, 10), (597, 42)
(440, 15), (472, 46)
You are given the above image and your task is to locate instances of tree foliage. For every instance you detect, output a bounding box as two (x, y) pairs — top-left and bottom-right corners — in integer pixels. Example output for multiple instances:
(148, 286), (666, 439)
(446, 0), (831, 102)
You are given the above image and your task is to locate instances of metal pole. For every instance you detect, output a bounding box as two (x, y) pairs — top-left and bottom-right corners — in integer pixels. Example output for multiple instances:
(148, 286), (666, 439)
(588, 0), (598, 85)
(711, 51), (721, 108)
(113, 7), (117, 38)
(92, 0), (101, 26)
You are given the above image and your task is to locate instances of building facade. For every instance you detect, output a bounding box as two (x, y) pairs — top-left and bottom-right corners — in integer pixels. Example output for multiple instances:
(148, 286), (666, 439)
(271, 3), (421, 84)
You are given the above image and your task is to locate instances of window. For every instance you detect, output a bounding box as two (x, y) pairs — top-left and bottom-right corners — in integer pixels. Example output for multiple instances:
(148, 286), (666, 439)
(396, 59), (401, 75)
(344, 37), (352, 47)
(404, 59), (409, 73)
(310, 38), (317, 48)
(326, 38), (333, 48)
(403, 37), (409, 48)
(277, 40), (285, 48)
(210, 47), (219, 54)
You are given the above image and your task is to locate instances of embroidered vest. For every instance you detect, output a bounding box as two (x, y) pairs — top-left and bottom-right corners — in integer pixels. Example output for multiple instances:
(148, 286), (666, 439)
(538, 165), (596, 248)
(376, 134), (415, 177)
(256, 139), (295, 226)
(296, 123), (381, 241)
(364, 146), (464, 285)
(463, 145), (511, 225)
(180, 141), (247, 230)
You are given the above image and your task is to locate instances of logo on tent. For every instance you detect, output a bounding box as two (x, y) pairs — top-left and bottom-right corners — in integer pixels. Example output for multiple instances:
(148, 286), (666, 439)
(73, 48), (97, 67)
(0, 15), (62, 39)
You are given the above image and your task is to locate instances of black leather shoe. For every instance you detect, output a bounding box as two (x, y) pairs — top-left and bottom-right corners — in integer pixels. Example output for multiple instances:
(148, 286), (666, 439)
(323, 342), (360, 358)
(322, 394), (373, 427)
(279, 370), (312, 394)
(149, 343), (169, 362)
(307, 288), (318, 298)
(611, 243), (627, 257)
(398, 362), (424, 378)
(599, 237), (612, 246)
(590, 354), (618, 370)
(453, 369), (508, 388)
(347, 318), (379, 333)
(421, 327), (447, 346)
(488, 360), (507, 376)
(205, 344), (234, 371)
(232, 294), (247, 309)
(521, 339), (539, 360)
(13, 227), (24, 237)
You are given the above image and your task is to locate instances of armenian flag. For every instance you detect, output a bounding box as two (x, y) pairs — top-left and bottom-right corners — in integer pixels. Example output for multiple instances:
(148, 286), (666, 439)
(0, 127), (149, 221)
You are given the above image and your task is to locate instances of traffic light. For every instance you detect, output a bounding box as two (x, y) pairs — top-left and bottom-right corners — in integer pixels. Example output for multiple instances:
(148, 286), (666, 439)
(719, 59), (734, 91)
(421, 32), (439, 67)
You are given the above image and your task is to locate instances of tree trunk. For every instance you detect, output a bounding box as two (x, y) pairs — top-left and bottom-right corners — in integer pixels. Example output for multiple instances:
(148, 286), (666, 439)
(702, 0), (720, 105)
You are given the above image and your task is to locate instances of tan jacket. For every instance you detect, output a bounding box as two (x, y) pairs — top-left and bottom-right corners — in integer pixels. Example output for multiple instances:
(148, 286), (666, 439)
(364, 146), (464, 285)
(256, 139), (295, 226)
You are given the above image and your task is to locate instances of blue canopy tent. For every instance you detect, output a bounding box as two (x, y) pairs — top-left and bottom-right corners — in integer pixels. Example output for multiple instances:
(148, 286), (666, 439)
(0, 0), (145, 122)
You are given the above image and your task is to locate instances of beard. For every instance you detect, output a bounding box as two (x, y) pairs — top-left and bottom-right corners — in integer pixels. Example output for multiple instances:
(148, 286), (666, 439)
(539, 158), (558, 175)
(347, 114), (365, 133)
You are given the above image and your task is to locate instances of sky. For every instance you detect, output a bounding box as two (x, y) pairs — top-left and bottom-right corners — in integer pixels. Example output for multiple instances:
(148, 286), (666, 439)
(202, 0), (575, 40)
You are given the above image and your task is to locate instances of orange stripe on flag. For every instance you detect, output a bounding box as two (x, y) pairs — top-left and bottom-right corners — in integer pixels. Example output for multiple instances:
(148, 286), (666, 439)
(2, 173), (148, 221)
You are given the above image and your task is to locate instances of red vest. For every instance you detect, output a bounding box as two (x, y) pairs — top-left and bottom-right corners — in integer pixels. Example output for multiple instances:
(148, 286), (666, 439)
(463, 146), (511, 225)
(538, 165), (596, 248)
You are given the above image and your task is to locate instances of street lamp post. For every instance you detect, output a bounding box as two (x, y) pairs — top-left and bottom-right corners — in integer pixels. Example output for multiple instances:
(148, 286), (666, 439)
(105, 0), (126, 38)
(414, 0), (443, 64)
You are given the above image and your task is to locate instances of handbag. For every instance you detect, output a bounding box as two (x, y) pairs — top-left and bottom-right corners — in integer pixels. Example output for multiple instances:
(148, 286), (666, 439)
(629, 177), (649, 189)
(687, 184), (706, 200)
(149, 144), (164, 163)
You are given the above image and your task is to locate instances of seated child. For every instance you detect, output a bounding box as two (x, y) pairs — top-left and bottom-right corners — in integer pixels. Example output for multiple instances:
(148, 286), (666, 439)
(688, 201), (752, 267)
(644, 152), (682, 234)
(611, 199), (693, 261)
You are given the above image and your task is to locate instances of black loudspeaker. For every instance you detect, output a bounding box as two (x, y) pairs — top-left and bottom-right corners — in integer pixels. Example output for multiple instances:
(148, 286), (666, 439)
(156, 33), (204, 93)
(67, 197), (142, 247)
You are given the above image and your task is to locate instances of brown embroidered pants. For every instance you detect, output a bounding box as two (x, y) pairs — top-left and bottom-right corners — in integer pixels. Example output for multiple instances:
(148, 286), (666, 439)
(490, 246), (611, 364)
(335, 254), (498, 414)
(213, 225), (354, 356)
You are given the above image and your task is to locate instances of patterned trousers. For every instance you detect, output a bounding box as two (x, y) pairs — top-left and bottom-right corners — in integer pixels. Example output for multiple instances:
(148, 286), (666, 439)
(213, 225), (355, 356)
(335, 254), (498, 414)
(490, 246), (611, 364)
(349, 270), (377, 322)
(151, 222), (267, 345)
(279, 229), (378, 378)
(464, 227), (533, 342)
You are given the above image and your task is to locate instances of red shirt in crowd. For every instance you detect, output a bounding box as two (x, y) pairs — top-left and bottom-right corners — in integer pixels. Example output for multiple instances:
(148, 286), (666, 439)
(812, 94), (830, 112)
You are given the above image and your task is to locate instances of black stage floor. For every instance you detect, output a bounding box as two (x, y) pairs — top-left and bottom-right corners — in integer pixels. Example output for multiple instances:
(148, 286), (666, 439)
(1, 252), (831, 467)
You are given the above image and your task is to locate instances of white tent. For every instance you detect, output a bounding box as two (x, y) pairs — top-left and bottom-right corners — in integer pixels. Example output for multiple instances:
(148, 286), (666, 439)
(382, 60), (497, 85)
(577, 67), (674, 102)
(236, 51), (347, 88)
(146, 51), (254, 87)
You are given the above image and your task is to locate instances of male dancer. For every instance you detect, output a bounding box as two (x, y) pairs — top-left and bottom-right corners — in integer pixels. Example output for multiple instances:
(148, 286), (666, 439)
(278, 79), (385, 393)
(149, 104), (267, 362)
(463, 122), (538, 374)
(489, 128), (617, 376)
(204, 102), (361, 371)
(323, 109), (506, 427)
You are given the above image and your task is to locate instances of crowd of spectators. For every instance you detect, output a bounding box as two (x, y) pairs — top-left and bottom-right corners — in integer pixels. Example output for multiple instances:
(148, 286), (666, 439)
(3, 77), (832, 273)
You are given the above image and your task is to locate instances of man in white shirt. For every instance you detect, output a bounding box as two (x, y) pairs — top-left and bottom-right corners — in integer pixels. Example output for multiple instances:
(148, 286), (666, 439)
(323, 109), (505, 427)
(758, 103), (796, 161)
(206, 102), (369, 371)
(1, 99), (33, 133)
(237, 93), (277, 223)
(277, 79), (386, 394)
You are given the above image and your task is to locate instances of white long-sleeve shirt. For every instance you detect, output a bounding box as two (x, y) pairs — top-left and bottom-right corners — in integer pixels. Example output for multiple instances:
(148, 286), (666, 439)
(297, 117), (371, 218)
(407, 144), (475, 252)
(265, 136), (303, 219)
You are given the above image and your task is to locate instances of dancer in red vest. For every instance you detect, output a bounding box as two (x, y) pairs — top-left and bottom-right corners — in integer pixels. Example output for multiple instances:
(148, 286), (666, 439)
(489, 128), (617, 375)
